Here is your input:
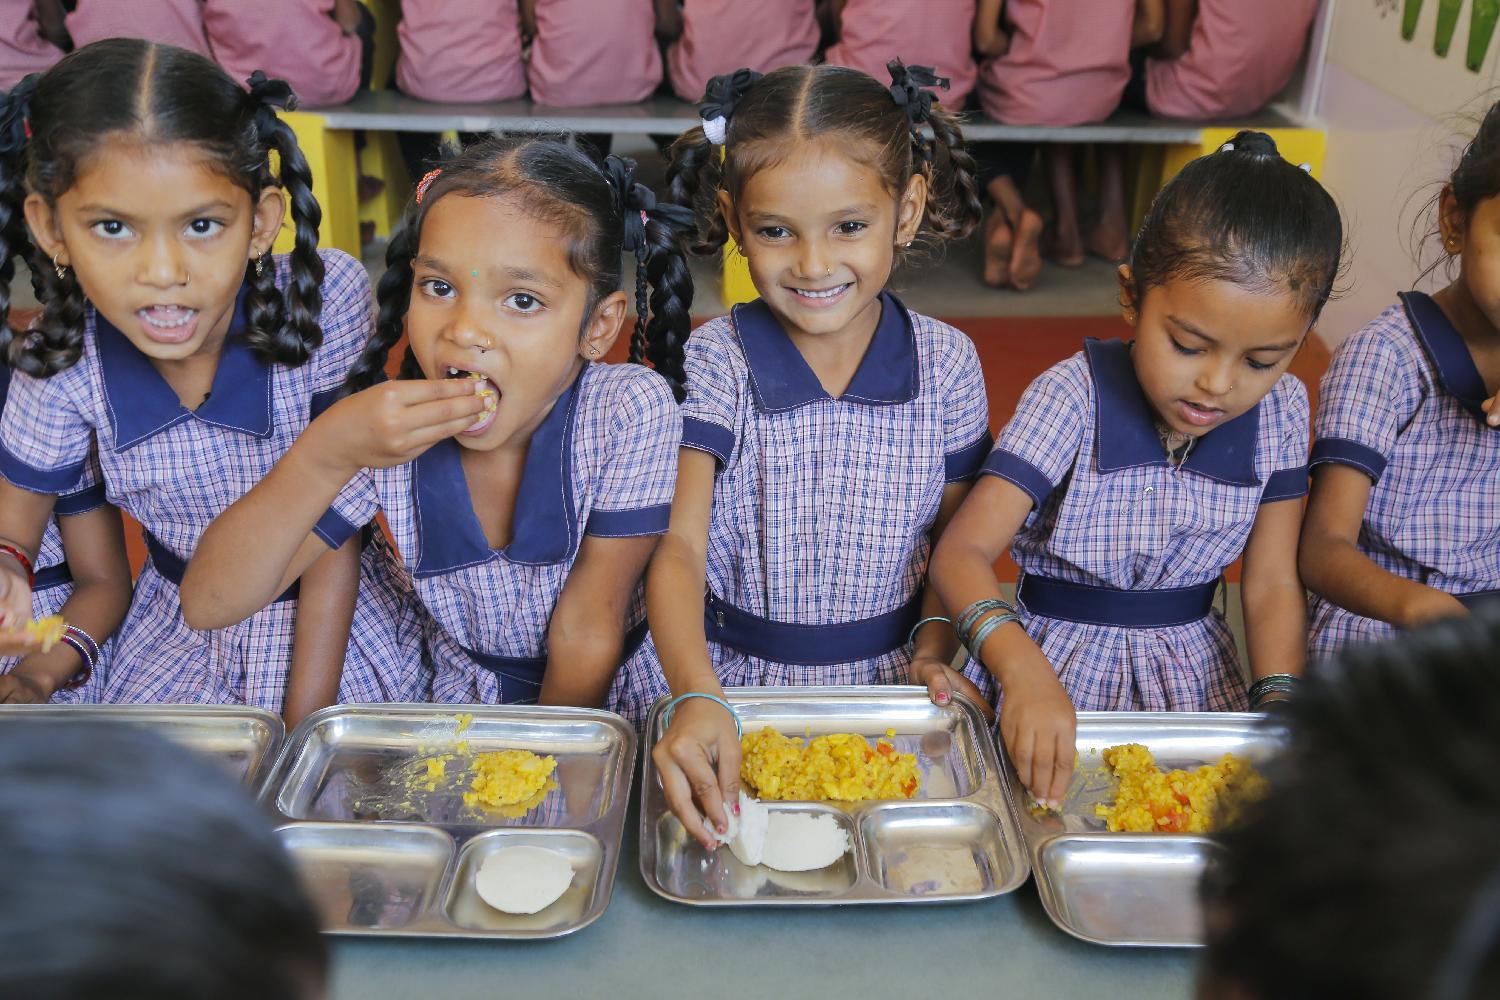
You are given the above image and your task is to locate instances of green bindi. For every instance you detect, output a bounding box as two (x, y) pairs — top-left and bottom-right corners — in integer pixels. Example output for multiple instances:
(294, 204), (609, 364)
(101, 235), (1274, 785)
(471, 270), (479, 277)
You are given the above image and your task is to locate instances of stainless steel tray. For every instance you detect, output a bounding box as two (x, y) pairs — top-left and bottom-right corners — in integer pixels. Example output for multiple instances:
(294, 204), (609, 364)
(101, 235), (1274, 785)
(0, 703), (284, 787)
(640, 686), (1030, 906)
(261, 703), (635, 939)
(1008, 712), (1286, 947)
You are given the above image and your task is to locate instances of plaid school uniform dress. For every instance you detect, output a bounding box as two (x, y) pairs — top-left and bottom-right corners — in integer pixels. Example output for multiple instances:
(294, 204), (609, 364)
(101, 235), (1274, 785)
(0, 367), (112, 702)
(1307, 293), (1500, 661)
(620, 292), (991, 717)
(0, 251), (427, 711)
(329, 362), (680, 719)
(967, 339), (1310, 712)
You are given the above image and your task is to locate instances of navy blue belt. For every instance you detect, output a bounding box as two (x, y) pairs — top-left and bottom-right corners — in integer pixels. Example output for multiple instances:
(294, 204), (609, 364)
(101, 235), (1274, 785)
(144, 530), (301, 604)
(1018, 574), (1219, 629)
(704, 591), (922, 666)
(33, 561), (71, 593)
(462, 618), (650, 705)
(1456, 589), (1500, 611)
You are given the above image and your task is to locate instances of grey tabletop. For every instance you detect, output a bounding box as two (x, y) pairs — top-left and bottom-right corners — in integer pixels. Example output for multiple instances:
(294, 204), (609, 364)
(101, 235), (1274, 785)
(327, 797), (1196, 1000)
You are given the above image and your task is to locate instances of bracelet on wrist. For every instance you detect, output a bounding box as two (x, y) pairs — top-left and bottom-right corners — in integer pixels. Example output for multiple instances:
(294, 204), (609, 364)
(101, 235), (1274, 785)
(0, 542), (35, 588)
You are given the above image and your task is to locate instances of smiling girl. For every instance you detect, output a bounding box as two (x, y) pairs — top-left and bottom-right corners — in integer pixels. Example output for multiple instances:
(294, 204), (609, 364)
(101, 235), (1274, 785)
(0, 40), (425, 719)
(183, 137), (692, 714)
(931, 131), (1342, 806)
(643, 63), (989, 847)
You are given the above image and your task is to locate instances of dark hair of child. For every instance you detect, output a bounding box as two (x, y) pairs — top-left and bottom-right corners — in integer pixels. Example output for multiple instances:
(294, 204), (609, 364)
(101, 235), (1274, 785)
(1128, 129), (1343, 323)
(0, 38), (325, 376)
(1200, 611), (1500, 1000)
(341, 134), (694, 403)
(1415, 99), (1500, 278)
(666, 62), (984, 263)
(0, 720), (326, 1000)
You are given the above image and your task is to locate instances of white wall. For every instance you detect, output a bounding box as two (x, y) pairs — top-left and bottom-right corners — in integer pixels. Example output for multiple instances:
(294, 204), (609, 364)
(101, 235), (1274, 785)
(1315, 0), (1500, 347)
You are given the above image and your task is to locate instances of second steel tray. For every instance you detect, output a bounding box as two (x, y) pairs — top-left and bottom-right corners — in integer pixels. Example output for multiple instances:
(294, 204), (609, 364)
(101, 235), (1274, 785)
(260, 703), (636, 939)
(640, 686), (1030, 906)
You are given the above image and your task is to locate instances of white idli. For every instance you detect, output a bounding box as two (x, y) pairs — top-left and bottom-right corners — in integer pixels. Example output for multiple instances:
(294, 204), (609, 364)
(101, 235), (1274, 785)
(474, 846), (574, 915)
(760, 812), (850, 872)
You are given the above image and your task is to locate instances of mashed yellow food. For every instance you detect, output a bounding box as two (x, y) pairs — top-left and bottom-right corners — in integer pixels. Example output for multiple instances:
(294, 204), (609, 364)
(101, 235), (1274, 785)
(19, 615), (64, 652)
(1094, 743), (1267, 833)
(740, 727), (920, 801)
(463, 749), (558, 817)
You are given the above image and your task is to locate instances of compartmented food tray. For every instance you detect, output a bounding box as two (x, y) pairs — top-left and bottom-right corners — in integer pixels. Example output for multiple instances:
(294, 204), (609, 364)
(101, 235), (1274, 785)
(640, 686), (1030, 906)
(0, 703), (284, 787)
(261, 704), (635, 939)
(1008, 712), (1286, 947)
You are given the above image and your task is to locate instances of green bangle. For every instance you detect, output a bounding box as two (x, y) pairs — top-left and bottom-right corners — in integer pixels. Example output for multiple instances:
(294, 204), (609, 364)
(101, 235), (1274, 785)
(661, 692), (743, 738)
(907, 615), (952, 645)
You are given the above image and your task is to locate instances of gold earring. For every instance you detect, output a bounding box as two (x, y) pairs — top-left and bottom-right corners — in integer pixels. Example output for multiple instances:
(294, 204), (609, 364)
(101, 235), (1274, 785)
(255, 253), (267, 278)
(588, 345), (601, 357)
(52, 253), (66, 280)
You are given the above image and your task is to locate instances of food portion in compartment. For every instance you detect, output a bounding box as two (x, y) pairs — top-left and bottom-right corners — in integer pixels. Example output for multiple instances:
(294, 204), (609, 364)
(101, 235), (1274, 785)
(350, 715), (560, 821)
(474, 845), (575, 915)
(717, 791), (850, 873)
(740, 727), (920, 802)
(1094, 743), (1267, 833)
(463, 750), (559, 816)
(885, 846), (986, 896)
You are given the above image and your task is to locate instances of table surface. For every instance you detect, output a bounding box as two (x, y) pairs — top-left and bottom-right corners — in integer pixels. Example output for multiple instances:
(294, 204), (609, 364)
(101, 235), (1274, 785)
(327, 797), (1196, 1000)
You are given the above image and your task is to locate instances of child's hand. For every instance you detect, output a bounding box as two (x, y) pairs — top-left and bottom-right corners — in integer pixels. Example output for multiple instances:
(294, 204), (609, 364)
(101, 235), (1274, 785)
(314, 379), (490, 473)
(652, 696), (741, 850)
(0, 559), (34, 634)
(0, 670), (51, 704)
(910, 654), (995, 721)
(997, 650), (1077, 808)
(1484, 392), (1500, 427)
(1398, 585), (1469, 629)
(0, 628), (46, 659)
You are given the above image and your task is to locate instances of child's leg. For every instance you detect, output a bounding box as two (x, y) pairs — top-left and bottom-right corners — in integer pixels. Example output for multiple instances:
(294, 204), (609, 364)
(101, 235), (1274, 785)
(1043, 144), (1085, 267)
(1085, 144), (1130, 263)
(978, 142), (1043, 291)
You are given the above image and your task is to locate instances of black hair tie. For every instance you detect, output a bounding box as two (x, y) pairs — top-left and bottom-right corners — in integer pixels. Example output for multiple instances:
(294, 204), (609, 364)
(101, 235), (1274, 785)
(887, 59), (950, 162)
(699, 68), (763, 146)
(0, 74), (39, 155)
(244, 70), (299, 139)
(603, 155), (694, 254)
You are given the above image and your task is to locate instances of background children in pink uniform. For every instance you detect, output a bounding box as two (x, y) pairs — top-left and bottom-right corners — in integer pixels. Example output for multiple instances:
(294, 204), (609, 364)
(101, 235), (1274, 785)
(1145, 0), (1321, 120)
(523, 0), (660, 107)
(0, 3), (64, 89)
(397, 0), (525, 104)
(65, 0), (212, 57)
(204, 0), (370, 108)
(824, 0), (978, 111)
(658, 0), (818, 102)
(974, 0), (1136, 290)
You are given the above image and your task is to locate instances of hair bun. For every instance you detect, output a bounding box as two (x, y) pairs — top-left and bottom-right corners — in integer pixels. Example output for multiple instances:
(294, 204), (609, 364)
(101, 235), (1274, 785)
(1222, 130), (1280, 158)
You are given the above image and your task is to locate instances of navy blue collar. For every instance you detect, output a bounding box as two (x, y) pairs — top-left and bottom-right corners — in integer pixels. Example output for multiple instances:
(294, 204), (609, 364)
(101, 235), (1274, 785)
(97, 287), (273, 452)
(731, 291), (919, 412)
(1401, 290), (1492, 423)
(1085, 337), (1261, 486)
(410, 368), (583, 575)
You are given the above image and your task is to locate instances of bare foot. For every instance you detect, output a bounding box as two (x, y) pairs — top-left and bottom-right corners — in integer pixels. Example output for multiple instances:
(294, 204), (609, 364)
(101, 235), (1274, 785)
(983, 207), (1013, 288)
(1042, 226), (1085, 268)
(1084, 214), (1130, 263)
(1010, 208), (1045, 291)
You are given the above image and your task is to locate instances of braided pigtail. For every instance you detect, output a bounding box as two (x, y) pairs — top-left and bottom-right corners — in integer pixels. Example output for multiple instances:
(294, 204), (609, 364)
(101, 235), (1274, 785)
(604, 156), (694, 402)
(14, 245), (86, 377)
(0, 75), (36, 356)
(242, 72), (325, 366)
(340, 216), (414, 397)
(887, 60), (982, 245)
(666, 68), (761, 258)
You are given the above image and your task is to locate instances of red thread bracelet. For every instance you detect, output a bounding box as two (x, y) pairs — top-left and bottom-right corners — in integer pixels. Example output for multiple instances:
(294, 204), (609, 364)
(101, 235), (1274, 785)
(0, 543), (34, 587)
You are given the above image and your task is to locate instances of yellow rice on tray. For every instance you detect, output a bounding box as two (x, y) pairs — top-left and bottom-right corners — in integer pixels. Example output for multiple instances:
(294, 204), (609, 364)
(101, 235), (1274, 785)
(740, 727), (920, 801)
(1094, 743), (1267, 833)
(462, 749), (558, 817)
